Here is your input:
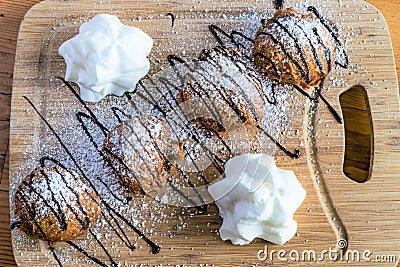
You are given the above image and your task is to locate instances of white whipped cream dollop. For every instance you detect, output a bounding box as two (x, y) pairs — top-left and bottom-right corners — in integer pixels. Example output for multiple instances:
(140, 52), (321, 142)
(59, 14), (153, 102)
(208, 154), (306, 245)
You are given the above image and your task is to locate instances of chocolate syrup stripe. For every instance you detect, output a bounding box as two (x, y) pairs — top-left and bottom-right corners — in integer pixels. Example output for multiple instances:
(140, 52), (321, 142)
(312, 27), (331, 74)
(166, 13), (175, 28)
(54, 228), (120, 267)
(160, 75), (224, 130)
(62, 80), (208, 209)
(105, 203), (161, 254)
(253, 51), (280, 77)
(14, 188), (51, 240)
(208, 26), (301, 107)
(223, 47), (281, 105)
(266, 83), (277, 104)
(166, 179), (207, 208)
(165, 56), (235, 138)
(89, 229), (119, 267)
(48, 159), (91, 230)
(100, 210), (136, 250)
(167, 55), (186, 66)
(293, 82), (342, 124)
(316, 88), (343, 124)
(149, 68), (225, 139)
(208, 25), (255, 60)
(36, 169), (67, 229)
(22, 95), (160, 266)
(10, 221), (21, 230)
(49, 242), (63, 267)
(168, 53), (247, 141)
(292, 84), (315, 100)
(269, 18), (311, 83)
(209, 45), (279, 109)
(214, 25), (256, 47)
(297, 25), (325, 77)
(113, 117), (166, 189)
(65, 240), (110, 267)
(170, 49), (253, 126)
(199, 48), (263, 122)
(186, 73), (251, 126)
(61, 78), (209, 210)
(183, 79), (225, 130)
(93, 191), (143, 252)
(307, 6), (349, 68)
(214, 47), (278, 105)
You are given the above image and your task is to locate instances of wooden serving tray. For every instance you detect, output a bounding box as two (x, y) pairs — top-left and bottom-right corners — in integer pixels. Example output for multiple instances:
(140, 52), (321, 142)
(10, 0), (400, 266)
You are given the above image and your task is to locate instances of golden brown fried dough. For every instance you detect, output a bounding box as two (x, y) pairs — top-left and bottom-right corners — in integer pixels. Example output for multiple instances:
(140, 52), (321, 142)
(103, 115), (179, 195)
(179, 47), (264, 132)
(253, 8), (335, 90)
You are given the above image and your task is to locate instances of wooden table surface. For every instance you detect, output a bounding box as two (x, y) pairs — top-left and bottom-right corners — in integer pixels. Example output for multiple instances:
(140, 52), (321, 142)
(0, 0), (399, 266)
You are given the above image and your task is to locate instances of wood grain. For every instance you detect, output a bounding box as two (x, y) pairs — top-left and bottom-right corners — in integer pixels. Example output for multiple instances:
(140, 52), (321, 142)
(0, 1), (43, 265)
(1, 0), (400, 266)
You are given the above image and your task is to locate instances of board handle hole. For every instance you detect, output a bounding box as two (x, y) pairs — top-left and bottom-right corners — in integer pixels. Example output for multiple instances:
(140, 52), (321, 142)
(339, 85), (373, 183)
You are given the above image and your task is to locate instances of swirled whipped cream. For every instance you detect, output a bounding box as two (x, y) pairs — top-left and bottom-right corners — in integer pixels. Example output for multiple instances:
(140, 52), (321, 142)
(208, 154), (306, 245)
(59, 14), (153, 102)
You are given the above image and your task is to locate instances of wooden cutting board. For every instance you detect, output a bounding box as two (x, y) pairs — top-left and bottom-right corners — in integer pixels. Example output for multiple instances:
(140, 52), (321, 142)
(10, 0), (400, 266)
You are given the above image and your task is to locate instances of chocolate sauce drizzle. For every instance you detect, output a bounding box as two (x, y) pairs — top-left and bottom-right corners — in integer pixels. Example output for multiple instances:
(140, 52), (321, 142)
(110, 106), (132, 123)
(67, 74), (210, 211)
(14, 159), (93, 240)
(266, 83), (277, 104)
(269, 18), (311, 82)
(185, 48), (301, 158)
(62, 77), (208, 210)
(40, 157), (92, 230)
(49, 242), (63, 266)
(168, 46), (300, 159)
(209, 5), (347, 125)
(19, 95), (161, 266)
(274, 0), (284, 10)
(256, 31), (310, 84)
(307, 6), (349, 68)
(166, 13), (175, 27)
(10, 221), (22, 230)
(126, 81), (217, 208)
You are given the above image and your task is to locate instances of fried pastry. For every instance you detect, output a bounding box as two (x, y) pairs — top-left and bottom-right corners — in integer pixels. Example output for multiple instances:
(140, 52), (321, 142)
(179, 47), (264, 132)
(103, 115), (179, 195)
(253, 7), (335, 90)
(14, 166), (101, 242)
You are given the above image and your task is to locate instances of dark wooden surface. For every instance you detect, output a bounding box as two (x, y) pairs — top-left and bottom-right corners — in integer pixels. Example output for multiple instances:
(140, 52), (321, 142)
(0, 0), (399, 266)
